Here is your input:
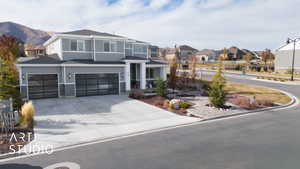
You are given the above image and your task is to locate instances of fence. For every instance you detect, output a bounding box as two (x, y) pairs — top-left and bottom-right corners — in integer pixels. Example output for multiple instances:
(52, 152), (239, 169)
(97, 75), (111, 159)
(0, 98), (19, 136)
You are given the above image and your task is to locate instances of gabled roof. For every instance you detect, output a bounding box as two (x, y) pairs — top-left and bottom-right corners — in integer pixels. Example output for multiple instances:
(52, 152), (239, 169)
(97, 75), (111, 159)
(61, 29), (123, 38)
(17, 54), (61, 64)
(179, 45), (198, 51)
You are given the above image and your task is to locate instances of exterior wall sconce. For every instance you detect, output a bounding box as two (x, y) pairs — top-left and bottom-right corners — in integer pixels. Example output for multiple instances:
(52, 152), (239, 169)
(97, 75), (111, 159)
(22, 74), (25, 81)
(68, 73), (72, 79)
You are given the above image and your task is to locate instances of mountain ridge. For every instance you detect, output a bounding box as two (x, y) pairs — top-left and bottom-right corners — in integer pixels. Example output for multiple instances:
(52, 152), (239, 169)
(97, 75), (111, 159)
(0, 21), (51, 45)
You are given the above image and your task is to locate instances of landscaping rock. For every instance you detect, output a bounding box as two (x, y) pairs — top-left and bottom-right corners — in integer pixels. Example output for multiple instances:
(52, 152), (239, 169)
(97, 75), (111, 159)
(169, 99), (181, 109)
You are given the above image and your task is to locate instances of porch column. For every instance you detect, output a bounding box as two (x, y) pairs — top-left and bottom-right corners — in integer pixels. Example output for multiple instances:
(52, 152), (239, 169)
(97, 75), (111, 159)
(140, 62), (146, 89)
(161, 66), (167, 81)
(125, 62), (131, 91)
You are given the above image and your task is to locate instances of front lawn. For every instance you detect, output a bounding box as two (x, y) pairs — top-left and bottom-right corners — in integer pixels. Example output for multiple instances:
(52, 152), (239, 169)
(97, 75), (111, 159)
(225, 82), (292, 104)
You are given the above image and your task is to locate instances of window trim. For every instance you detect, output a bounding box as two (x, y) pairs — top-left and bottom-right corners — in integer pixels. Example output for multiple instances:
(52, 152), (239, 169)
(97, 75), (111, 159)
(102, 40), (123, 53)
(103, 40), (110, 52)
(70, 39), (86, 51)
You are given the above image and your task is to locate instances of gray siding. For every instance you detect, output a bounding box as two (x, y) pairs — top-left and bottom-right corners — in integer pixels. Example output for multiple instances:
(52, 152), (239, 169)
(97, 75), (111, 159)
(95, 53), (124, 61)
(65, 66), (125, 83)
(20, 66), (63, 85)
(65, 84), (75, 97)
(120, 82), (125, 93)
(275, 50), (300, 72)
(62, 52), (93, 60)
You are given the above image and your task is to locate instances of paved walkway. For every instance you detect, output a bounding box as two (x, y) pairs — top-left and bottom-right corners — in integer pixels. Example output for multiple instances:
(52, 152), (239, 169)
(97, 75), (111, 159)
(22, 95), (199, 153)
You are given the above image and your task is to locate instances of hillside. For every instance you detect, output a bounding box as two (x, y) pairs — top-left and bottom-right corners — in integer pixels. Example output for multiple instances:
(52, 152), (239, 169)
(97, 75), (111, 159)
(0, 21), (50, 45)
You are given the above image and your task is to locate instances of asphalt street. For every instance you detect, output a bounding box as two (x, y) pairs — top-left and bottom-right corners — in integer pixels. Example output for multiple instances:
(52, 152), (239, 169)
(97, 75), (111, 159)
(0, 71), (300, 169)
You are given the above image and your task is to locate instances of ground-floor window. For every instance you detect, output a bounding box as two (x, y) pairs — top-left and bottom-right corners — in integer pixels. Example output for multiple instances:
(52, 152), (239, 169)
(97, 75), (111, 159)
(146, 68), (154, 79)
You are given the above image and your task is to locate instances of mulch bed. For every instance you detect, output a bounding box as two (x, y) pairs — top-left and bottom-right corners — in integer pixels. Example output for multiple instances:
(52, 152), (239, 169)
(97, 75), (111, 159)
(0, 128), (34, 154)
(138, 96), (195, 116)
(228, 94), (276, 110)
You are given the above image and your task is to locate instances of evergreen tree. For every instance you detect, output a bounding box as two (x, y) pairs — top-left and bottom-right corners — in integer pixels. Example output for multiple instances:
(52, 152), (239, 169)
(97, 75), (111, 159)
(208, 60), (227, 108)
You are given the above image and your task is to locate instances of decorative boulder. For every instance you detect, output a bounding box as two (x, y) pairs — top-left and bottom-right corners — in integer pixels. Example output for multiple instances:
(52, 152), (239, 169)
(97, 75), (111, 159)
(169, 99), (181, 109)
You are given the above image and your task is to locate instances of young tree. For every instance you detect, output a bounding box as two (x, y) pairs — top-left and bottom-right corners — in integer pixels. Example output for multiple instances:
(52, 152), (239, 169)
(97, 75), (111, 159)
(208, 60), (227, 108)
(0, 35), (23, 110)
(243, 52), (253, 71)
(168, 57), (178, 90)
(155, 78), (167, 97)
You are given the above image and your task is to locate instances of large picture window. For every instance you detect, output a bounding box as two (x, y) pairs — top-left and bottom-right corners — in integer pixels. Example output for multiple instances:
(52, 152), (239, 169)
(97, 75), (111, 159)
(77, 40), (84, 51)
(70, 40), (77, 51)
(103, 40), (120, 53)
(110, 41), (117, 52)
(70, 39), (85, 51)
(104, 41), (110, 52)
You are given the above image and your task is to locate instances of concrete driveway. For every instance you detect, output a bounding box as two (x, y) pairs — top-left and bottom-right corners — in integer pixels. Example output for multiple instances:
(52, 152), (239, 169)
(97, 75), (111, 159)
(23, 95), (199, 152)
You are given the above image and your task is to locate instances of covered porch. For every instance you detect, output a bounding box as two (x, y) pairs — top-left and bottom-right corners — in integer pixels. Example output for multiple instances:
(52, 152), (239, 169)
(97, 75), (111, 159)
(123, 58), (167, 91)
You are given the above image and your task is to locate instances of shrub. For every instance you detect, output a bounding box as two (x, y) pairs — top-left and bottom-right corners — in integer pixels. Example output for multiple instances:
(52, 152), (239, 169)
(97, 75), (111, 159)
(255, 99), (275, 107)
(155, 78), (167, 97)
(180, 101), (191, 109)
(129, 90), (145, 99)
(208, 62), (227, 108)
(20, 101), (35, 129)
(163, 100), (170, 108)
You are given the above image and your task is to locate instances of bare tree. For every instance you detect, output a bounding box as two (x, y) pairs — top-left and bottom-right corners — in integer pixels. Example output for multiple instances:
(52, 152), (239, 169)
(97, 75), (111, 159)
(168, 57), (178, 90)
(190, 55), (197, 81)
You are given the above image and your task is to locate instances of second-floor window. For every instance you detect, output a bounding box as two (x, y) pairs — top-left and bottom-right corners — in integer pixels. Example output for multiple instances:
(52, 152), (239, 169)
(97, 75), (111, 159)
(134, 44), (147, 54)
(103, 40), (118, 52)
(70, 40), (85, 51)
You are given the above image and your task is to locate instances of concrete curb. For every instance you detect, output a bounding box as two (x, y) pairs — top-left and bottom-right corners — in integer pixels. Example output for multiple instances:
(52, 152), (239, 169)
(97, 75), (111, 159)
(0, 88), (298, 161)
(0, 118), (202, 161)
(201, 88), (299, 122)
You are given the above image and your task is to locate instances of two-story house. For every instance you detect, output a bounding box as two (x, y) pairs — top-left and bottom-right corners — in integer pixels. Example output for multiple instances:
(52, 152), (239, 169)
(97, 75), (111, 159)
(17, 29), (167, 99)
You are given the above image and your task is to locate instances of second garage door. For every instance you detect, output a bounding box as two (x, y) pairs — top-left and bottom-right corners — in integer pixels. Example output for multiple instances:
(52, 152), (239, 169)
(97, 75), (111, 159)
(75, 73), (119, 97)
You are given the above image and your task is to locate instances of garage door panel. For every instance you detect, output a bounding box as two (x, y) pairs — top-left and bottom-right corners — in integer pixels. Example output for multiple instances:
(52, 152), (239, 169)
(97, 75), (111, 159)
(28, 74), (58, 99)
(75, 73), (119, 97)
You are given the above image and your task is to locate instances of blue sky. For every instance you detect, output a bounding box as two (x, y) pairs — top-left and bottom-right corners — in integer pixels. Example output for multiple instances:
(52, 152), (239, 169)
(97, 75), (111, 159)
(0, 0), (299, 51)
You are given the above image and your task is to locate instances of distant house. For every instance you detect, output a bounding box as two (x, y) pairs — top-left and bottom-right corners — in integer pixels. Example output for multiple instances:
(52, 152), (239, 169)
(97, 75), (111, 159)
(195, 49), (218, 62)
(275, 41), (300, 73)
(161, 45), (198, 64)
(24, 44), (46, 57)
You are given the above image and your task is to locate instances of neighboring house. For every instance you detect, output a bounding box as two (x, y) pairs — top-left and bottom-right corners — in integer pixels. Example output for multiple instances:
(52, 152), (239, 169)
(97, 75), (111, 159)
(161, 45), (198, 64)
(275, 41), (300, 73)
(16, 29), (167, 99)
(195, 49), (218, 62)
(148, 45), (160, 59)
(24, 44), (46, 57)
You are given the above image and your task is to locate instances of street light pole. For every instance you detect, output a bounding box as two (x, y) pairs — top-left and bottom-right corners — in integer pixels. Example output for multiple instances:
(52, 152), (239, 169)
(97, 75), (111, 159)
(291, 40), (296, 81)
(287, 38), (299, 81)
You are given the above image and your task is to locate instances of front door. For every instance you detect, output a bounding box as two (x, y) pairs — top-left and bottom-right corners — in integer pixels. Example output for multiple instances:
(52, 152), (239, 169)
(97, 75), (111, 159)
(130, 63), (140, 89)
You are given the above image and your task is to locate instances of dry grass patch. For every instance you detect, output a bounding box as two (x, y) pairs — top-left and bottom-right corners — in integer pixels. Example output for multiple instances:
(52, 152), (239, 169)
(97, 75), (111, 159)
(225, 82), (291, 104)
